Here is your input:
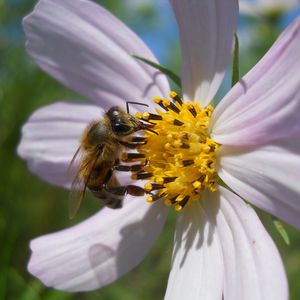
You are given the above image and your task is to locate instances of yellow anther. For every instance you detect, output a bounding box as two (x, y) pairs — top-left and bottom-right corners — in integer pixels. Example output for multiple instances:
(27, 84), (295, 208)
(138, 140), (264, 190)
(202, 145), (211, 152)
(135, 112), (143, 119)
(142, 112), (150, 120)
(164, 199), (172, 206)
(176, 194), (185, 202)
(210, 185), (217, 192)
(173, 140), (182, 147)
(175, 204), (183, 212)
(165, 143), (171, 150)
(204, 175), (209, 183)
(166, 134), (173, 141)
(155, 177), (164, 185)
(144, 183), (153, 192)
(154, 96), (162, 103)
(174, 153), (184, 160)
(146, 195), (154, 202)
(169, 91), (177, 98)
(187, 102), (194, 109)
(193, 181), (201, 189)
(162, 99), (171, 107)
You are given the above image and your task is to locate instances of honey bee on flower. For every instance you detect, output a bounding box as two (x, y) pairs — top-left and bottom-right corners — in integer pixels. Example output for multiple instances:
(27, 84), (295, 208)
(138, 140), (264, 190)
(18, 0), (300, 299)
(67, 103), (154, 218)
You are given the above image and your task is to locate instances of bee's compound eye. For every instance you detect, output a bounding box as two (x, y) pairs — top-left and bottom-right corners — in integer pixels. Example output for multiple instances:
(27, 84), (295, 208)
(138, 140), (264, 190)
(112, 123), (132, 135)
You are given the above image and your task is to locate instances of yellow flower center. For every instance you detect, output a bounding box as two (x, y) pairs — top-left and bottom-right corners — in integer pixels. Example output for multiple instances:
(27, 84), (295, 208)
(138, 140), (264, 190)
(124, 92), (219, 211)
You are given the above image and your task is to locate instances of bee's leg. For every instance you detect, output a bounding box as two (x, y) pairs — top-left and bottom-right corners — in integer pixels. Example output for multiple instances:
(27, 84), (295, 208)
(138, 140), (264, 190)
(113, 157), (147, 172)
(104, 185), (145, 197)
(118, 136), (148, 149)
(102, 167), (145, 197)
(128, 136), (147, 143)
(118, 141), (146, 149)
(114, 163), (146, 172)
(126, 185), (145, 196)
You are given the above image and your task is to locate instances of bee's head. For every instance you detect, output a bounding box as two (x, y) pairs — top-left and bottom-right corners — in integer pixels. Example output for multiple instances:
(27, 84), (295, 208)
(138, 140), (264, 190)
(106, 106), (141, 136)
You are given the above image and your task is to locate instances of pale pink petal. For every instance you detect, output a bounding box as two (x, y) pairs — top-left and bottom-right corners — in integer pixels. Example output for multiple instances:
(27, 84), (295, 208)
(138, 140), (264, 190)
(165, 188), (287, 300)
(211, 18), (300, 145)
(169, 0), (238, 106)
(218, 137), (300, 229)
(28, 197), (169, 292)
(216, 187), (288, 300)
(17, 102), (103, 188)
(23, 0), (169, 110)
(164, 198), (224, 300)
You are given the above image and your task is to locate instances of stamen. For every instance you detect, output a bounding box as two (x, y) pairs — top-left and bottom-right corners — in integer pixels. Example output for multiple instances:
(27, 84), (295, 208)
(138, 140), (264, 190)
(180, 143), (190, 149)
(173, 119), (184, 126)
(187, 103), (197, 117)
(132, 172), (153, 180)
(169, 91), (183, 106)
(170, 194), (180, 204)
(182, 159), (194, 167)
(127, 91), (219, 211)
(144, 183), (165, 192)
(193, 180), (201, 189)
(155, 177), (177, 184)
(154, 96), (169, 111)
(165, 101), (180, 114)
(147, 192), (166, 203)
(142, 112), (163, 121)
(175, 196), (190, 212)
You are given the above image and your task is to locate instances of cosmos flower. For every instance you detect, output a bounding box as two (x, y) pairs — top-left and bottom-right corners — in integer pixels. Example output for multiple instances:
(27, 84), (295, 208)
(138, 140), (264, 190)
(18, 0), (300, 299)
(240, 0), (298, 17)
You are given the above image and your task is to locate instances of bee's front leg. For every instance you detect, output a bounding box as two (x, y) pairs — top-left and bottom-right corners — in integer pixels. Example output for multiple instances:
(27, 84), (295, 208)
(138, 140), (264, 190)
(118, 137), (147, 149)
(105, 185), (144, 197)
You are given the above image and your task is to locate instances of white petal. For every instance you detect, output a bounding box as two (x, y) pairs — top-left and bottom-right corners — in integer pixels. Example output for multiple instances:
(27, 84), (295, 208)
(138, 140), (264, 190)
(218, 137), (300, 230)
(164, 198), (223, 300)
(28, 197), (169, 291)
(17, 102), (102, 188)
(211, 18), (300, 145)
(216, 187), (288, 300)
(165, 188), (288, 300)
(24, 0), (169, 110)
(169, 0), (238, 106)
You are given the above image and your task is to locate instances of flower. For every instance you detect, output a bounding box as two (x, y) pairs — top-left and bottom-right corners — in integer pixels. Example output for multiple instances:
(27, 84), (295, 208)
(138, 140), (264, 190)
(240, 0), (298, 17)
(17, 0), (300, 298)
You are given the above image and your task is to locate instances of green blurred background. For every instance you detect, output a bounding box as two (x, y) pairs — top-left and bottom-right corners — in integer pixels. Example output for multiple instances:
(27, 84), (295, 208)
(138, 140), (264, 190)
(1, 1), (300, 299)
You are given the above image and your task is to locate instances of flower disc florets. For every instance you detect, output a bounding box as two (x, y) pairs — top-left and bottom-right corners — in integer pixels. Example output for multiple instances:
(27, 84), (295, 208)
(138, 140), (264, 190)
(124, 92), (219, 211)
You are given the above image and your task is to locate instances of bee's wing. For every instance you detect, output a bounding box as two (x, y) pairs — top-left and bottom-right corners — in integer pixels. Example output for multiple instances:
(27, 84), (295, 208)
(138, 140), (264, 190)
(68, 145), (104, 219)
(69, 172), (87, 219)
(67, 145), (82, 176)
(68, 146), (87, 219)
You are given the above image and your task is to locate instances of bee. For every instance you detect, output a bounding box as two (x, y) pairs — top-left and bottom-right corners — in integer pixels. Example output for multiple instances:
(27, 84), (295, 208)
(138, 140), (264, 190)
(68, 103), (154, 219)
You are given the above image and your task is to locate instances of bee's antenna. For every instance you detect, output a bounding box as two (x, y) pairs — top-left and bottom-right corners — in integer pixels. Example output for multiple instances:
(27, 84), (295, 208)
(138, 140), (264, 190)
(144, 127), (158, 135)
(126, 101), (149, 114)
(141, 123), (158, 135)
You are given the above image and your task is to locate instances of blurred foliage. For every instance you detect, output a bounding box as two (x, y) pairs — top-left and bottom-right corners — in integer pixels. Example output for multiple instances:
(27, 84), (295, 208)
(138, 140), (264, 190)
(0, 1), (300, 300)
